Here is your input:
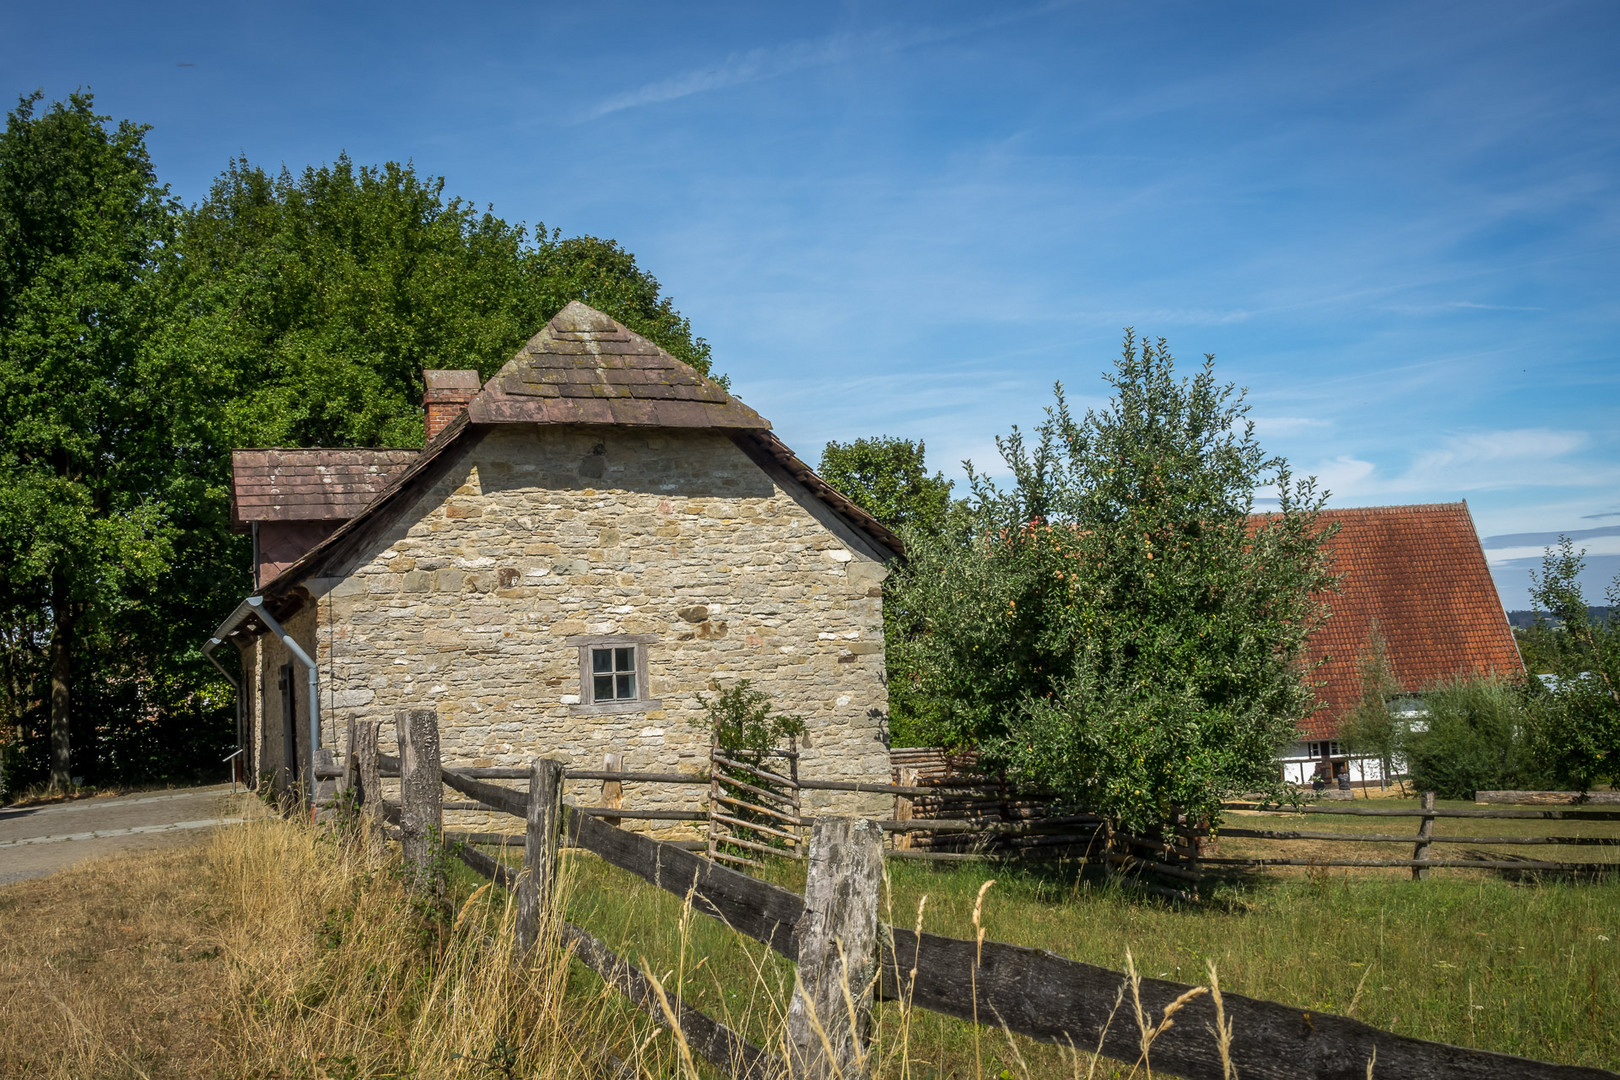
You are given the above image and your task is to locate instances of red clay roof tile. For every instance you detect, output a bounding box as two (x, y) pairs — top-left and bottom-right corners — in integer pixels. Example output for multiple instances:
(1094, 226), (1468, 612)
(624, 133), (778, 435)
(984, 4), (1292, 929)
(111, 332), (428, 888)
(1283, 502), (1523, 739)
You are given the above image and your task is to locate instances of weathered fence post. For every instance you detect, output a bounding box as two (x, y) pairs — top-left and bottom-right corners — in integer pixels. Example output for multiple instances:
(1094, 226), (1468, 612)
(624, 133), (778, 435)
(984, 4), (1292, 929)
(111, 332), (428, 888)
(353, 719), (384, 849)
(894, 766), (916, 852)
(339, 717), (357, 799)
(1412, 790), (1436, 880)
(787, 817), (883, 1080)
(515, 757), (565, 956)
(397, 707), (443, 892)
(706, 733), (722, 863)
(788, 736), (803, 848)
(601, 751), (624, 829)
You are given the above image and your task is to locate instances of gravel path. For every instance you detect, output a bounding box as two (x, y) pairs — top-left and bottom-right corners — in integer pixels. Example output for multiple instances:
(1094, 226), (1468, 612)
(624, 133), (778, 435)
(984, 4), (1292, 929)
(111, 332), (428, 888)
(0, 785), (246, 886)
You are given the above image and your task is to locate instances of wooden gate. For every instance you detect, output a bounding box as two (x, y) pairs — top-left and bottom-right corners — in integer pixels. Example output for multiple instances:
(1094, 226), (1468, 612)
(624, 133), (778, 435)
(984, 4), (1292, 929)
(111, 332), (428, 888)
(705, 736), (803, 868)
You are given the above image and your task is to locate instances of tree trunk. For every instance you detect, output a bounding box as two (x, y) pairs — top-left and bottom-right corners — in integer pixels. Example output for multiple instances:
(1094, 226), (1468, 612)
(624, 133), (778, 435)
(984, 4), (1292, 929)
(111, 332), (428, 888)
(48, 594), (73, 793)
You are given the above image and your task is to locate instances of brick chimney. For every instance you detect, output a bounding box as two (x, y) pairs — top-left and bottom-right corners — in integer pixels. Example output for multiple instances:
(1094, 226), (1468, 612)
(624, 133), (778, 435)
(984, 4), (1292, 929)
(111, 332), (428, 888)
(423, 369), (480, 443)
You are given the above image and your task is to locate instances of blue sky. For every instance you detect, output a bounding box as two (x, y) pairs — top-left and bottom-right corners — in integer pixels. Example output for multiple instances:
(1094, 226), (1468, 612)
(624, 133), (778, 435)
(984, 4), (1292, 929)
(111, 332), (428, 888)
(6, 0), (1618, 609)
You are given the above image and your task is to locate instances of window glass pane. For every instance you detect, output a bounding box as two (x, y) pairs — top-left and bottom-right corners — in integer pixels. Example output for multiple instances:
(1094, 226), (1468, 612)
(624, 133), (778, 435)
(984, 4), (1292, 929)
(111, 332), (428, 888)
(615, 647), (635, 673)
(593, 674), (614, 700)
(592, 649), (613, 673)
(616, 673), (636, 700)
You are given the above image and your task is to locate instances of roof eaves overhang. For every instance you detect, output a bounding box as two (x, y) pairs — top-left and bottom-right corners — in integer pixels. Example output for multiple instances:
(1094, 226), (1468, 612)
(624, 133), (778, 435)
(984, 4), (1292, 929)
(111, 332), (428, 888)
(729, 429), (904, 561)
(254, 410), (476, 601)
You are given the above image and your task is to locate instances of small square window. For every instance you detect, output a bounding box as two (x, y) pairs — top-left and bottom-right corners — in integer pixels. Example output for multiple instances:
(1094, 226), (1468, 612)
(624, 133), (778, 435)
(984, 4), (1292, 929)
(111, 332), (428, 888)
(569, 635), (660, 715)
(591, 646), (637, 701)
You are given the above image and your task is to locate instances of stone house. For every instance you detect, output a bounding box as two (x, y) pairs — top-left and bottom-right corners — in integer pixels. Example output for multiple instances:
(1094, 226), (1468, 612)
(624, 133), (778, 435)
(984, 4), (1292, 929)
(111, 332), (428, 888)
(206, 302), (901, 826)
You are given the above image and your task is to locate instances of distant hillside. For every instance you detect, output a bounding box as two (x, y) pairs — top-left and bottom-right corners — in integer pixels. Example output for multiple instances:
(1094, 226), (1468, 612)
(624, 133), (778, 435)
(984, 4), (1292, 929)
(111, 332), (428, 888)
(1507, 607), (1613, 628)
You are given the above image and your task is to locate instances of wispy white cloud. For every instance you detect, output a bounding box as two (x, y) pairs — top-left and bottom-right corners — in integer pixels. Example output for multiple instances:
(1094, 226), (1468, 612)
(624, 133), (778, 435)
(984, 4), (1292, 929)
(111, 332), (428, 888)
(1381, 300), (1547, 313)
(1311, 455), (1379, 499)
(1250, 415), (1331, 437)
(1409, 428), (1588, 472)
(578, 1), (1080, 121)
(1301, 428), (1617, 501)
(1481, 524), (1620, 548)
(1066, 306), (1254, 327)
(1485, 535), (1620, 565)
(580, 37), (855, 120)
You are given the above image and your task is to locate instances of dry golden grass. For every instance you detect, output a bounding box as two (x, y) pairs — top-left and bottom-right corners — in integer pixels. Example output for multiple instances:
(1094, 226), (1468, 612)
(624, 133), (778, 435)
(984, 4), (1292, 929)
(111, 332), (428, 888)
(0, 805), (1156, 1080)
(0, 835), (232, 1079)
(0, 804), (696, 1080)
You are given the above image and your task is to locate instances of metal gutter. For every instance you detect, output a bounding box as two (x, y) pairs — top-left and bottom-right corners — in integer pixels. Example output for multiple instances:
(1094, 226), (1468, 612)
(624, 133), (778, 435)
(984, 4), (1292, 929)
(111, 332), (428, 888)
(246, 596), (321, 778)
(209, 597), (259, 643)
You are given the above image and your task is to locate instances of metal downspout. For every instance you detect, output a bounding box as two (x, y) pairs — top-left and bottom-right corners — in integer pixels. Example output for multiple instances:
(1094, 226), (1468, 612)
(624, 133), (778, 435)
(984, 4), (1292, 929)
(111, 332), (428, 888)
(246, 596), (321, 791)
(201, 636), (244, 782)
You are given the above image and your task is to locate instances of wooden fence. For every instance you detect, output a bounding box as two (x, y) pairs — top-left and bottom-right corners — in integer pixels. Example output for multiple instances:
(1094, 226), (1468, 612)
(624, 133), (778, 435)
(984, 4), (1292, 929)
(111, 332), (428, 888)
(317, 742), (1620, 906)
(330, 710), (1614, 1080)
(317, 745), (1620, 905)
(1212, 794), (1620, 875)
(885, 749), (1620, 896)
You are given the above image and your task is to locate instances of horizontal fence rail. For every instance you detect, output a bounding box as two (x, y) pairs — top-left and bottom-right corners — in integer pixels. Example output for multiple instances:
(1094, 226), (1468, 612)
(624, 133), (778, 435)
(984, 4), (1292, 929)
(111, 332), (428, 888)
(879, 751), (1619, 889)
(346, 715), (1614, 1080)
(1222, 801), (1620, 821)
(342, 750), (1620, 898)
(1216, 827), (1619, 845)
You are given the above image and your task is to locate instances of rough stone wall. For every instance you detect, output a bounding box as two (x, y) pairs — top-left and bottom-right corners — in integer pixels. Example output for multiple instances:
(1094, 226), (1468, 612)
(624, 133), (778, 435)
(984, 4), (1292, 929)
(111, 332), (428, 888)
(305, 425), (893, 835)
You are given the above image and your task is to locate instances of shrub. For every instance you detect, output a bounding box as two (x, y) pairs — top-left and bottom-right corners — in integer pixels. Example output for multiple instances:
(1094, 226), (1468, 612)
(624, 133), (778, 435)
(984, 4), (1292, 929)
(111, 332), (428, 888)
(694, 679), (804, 756)
(1404, 677), (1545, 799)
(1521, 539), (1620, 792)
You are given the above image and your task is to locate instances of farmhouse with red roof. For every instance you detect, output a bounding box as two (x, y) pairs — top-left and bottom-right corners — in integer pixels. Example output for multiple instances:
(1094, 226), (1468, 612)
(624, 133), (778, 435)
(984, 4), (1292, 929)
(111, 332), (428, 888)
(1278, 502), (1523, 786)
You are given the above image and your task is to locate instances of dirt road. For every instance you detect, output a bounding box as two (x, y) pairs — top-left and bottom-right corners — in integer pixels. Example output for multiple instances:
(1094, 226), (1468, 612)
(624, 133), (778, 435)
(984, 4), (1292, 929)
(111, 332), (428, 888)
(0, 785), (246, 886)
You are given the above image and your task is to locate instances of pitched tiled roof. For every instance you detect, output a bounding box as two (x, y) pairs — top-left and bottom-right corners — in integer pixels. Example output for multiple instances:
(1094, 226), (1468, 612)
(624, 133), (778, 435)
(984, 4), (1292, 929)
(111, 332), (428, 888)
(467, 301), (769, 429)
(230, 448), (419, 530)
(1297, 502), (1522, 739)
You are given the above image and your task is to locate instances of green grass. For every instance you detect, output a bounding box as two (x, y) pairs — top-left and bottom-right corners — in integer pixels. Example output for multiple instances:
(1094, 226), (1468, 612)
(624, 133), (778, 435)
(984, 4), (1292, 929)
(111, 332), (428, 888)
(543, 846), (1620, 1076)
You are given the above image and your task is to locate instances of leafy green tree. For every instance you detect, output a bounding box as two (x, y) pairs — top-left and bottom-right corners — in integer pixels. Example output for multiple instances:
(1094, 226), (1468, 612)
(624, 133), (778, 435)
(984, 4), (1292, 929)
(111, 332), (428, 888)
(1522, 539), (1620, 791)
(1514, 622), (1561, 676)
(891, 332), (1336, 828)
(1, 116), (721, 794)
(1339, 623), (1403, 794)
(0, 92), (182, 791)
(818, 436), (955, 745)
(166, 155), (716, 450)
(818, 436), (954, 535)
